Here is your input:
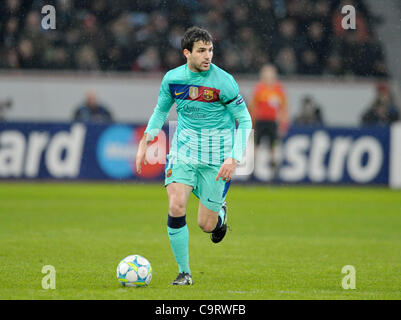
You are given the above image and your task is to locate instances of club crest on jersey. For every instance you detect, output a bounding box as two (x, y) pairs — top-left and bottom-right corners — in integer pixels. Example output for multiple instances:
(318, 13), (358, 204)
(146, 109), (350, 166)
(189, 86), (199, 99)
(166, 168), (172, 178)
(202, 89), (214, 101)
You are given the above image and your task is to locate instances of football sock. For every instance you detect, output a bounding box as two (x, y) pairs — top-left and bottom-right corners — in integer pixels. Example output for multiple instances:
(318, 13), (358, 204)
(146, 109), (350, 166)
(167, 214), (191, 274)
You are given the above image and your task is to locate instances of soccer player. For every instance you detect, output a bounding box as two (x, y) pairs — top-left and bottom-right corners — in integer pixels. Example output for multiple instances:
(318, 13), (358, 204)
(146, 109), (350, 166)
(136, 27), (252, 285)
(249, 64), (288, 176)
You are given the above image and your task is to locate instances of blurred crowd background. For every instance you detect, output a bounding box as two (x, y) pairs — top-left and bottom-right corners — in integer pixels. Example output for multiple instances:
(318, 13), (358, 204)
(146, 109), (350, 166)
(0, 0), (389, 77)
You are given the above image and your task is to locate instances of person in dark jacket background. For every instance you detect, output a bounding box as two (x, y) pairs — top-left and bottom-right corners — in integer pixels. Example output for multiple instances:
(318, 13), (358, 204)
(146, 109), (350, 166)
(73, 90), (113, 123)
(361, 83), (399, 126)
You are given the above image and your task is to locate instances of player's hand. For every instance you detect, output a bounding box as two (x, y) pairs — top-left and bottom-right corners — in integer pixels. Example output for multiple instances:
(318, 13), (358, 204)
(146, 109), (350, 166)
(136, 134), (150, 174)
(216, 157), (238, 182)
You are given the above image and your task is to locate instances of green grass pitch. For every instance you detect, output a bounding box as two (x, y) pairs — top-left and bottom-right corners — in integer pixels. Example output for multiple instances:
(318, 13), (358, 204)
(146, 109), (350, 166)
(0, 182), (400, 300)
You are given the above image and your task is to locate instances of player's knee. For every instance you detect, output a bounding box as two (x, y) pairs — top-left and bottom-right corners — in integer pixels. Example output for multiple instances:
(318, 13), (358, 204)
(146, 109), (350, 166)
(169, 201), (186, 217)
(198, 219), (215, 233)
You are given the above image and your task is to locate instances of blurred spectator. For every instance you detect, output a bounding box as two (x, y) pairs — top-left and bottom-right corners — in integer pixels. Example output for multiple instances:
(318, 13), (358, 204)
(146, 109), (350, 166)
(17, 38), (40, 68)
(222, 50), (242, 74)
(275, 47), (297, 75)
(323, 53), (343, 76)
(133, 46), (161, 72)
(227, 2), (250, 36)
(2, 48), (20, 69)
(1, 0), (23, 22)
(168, 25), (186, 51)
(294, 95), (324, 126)
(3, 17), (20, 49)
(0, 98), (13, 121)
(304, 21), (329, 68)
(73, 91), (113, 123)
(200, 10), (228, 43)
(314, 0), (331, 23)
(163, 49), (182, 70)
(46, 46), (72, 70)
(298, 49), (321, 75)
(75, 45), (99, 71)
(361, 83), (399, 126)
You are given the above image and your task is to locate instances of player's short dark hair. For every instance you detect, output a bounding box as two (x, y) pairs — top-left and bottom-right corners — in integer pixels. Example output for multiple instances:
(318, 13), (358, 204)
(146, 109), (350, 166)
(181, 26), (213, 52)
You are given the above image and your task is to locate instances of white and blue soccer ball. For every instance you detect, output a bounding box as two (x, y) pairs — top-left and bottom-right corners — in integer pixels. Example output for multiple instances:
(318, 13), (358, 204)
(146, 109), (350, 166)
(116, 255), (152, 287)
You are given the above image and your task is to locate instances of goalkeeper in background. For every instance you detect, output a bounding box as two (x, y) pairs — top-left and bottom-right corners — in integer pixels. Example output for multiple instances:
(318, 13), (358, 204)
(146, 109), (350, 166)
(136, 27), (252, 285)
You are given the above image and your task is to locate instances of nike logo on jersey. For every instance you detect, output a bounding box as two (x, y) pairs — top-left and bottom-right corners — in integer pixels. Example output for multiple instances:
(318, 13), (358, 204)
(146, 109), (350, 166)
(174, 91), (184, 96)
(207, 198), (221, 204)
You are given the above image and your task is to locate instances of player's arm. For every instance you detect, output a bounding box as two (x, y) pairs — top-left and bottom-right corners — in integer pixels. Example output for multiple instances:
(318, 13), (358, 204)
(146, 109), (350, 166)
(226, 95), (252, 163)
(136, 74), (174, 174)
(136, 133), (154, 174)
(216, 77), (252, 181)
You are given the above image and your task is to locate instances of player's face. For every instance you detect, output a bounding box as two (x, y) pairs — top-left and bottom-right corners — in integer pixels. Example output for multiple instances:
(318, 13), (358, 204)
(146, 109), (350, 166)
(261, 65), (277, 84)
(185, 41), (213, 72)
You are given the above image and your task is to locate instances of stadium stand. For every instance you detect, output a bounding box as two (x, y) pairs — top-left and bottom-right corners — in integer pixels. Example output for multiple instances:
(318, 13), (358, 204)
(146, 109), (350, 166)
(0, 0), (388, 77)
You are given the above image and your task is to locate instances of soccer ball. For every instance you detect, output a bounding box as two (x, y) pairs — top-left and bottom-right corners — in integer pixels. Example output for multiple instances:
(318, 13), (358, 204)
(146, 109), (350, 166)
(116, 255), (152, 287)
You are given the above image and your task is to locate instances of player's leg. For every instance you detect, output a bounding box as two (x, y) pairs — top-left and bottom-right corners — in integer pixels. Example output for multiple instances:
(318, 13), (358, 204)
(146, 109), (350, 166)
(256, 121), (278, 179)
(166, 182), (194, 285)
(195, 165), (230, 243)
(164, 155), (197, 285)
(254, 120), (264, 147)
(197, 200), (227, 239)
(166, 182), (194, 283)
(268, 121), (279, 178)
(254, 120), (270, 173)
(197, 201), (219, 233)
